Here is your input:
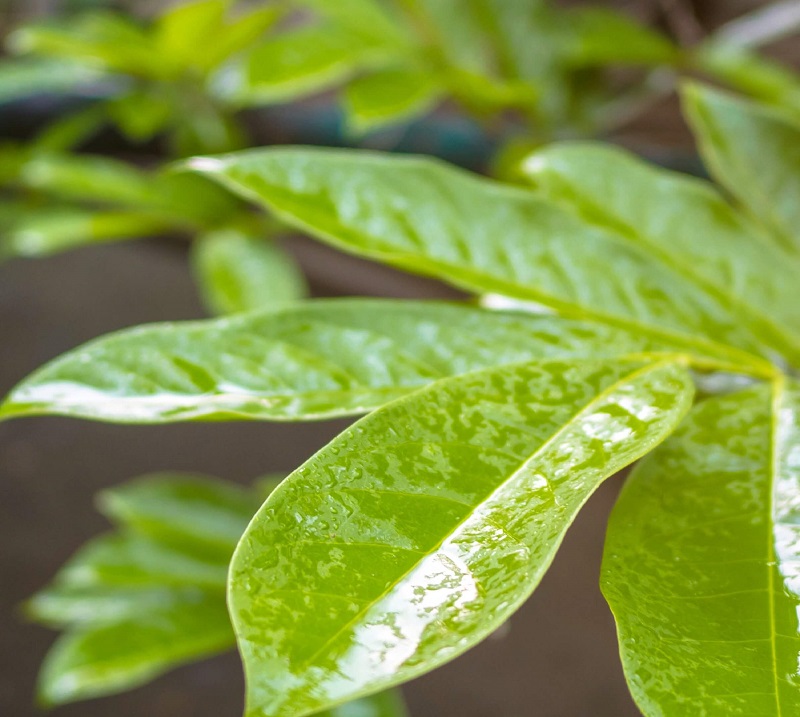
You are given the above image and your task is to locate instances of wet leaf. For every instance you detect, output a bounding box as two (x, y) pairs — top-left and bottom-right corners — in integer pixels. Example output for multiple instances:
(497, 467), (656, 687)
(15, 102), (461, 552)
(520, 141), (800, 363)
(230, 359), (694, 716)
(0, 299), (748, 424)
(186, 147), (770, 360)
(683, 82), (800, 256)
(602, 378), (800, 714)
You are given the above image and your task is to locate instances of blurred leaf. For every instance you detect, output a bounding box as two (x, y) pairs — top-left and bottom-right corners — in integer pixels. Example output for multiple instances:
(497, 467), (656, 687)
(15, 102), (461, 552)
(27, 584), (218, 628)
(224, 25), (399, 105)
(33, 105), (110, 153)
(0, 57), (109, 104)
(343, 66), (443, 134)
(602, 379), (800, 714)
(683, 82), (800, 256)
(564, 8), (678, 67)
(201, 4), (283, 73)
(319, 689), (409, 717)
(97, 473), (260, 559)
(9, 12), (161, 78)
(397, 0), (496, 76)
(2, 208), (173, 258)
(187, 147), (773, 362)
(192, 230), (307, 315)
(693, 43), (800, 120)
(154, 0), (228, 77)
(294, 0), (412, 48)
(15, 152), (241, 229)
(520, 141), (800, 363)
(19, 152), (161, 207)
(27, 473), (248, 704)
(54, 533), (228, 588)
(37, 595), (234, 706)
(106, 90), (174, 143)
(0, 297), (734, 424)
(230, 359), (693, 716)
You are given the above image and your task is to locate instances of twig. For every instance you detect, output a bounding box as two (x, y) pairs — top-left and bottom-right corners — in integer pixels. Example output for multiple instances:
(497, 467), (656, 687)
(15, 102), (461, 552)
(712, 0), (800, 49)
(657, 0), (705, 46)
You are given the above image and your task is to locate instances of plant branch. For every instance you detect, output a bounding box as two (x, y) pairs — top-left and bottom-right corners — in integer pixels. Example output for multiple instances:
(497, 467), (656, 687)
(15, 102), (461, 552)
(657, 0), (705, 46)
(712, 0), (800, 49)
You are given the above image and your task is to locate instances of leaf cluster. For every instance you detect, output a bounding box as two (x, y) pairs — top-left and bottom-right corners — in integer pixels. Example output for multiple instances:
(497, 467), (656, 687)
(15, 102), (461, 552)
(3, 3), (800, 717)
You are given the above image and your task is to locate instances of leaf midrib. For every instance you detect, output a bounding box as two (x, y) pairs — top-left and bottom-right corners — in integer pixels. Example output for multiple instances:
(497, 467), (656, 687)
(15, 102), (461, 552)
(531, 172), (800, 362)
(289, 359), (679, 674)
(203, 169), (776, 376)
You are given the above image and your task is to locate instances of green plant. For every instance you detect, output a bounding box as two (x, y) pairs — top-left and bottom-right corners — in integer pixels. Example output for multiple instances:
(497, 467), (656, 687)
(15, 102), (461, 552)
(5, 79), (800, 716)
(1, 0), (798, 310)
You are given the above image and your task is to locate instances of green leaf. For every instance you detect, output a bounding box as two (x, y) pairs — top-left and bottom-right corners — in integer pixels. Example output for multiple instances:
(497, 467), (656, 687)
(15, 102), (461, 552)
(192, 230), (307, 315)
(18, 152), (156, 206)
(37, 595), (234, 706)
(106, 89), (174, 143)
(186, 147), (773, 361)
(9, 12), (161, 78)
(343, 67), (443, 134)
(318, 689), (409, 717)
(154, 0), (228, 76)
(683, 82), (800, 256)
(396, 0), (495, 76)
(0, 57), (109, 104)
(53, 532), (227, 588)
(601, 378), (800, 715)
(2, 208), (173, 258)
(15, 152), (240, 229)
(97, 473), (259, 559)
(224, 25), (395, 106)
(693, 43), (800, 120)
(26, 584), (219, 628)
(293, 0), (411, 49)
(519, 141), (800, 364)
(564, 8), (678, 67)
(201, 5), (283, 74)
(0, 298), (747, 424)
(230, 358), (693, 716)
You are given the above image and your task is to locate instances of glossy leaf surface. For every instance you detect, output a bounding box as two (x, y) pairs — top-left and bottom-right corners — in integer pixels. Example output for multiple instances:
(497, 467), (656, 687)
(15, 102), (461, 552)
(192, 230), (307, 315)
(684, 83), (800, 256)
(186, 147), (770, 359)
(0, 299), (744, 424)
(29, 472), (408, 714)
(230, 359), (694, 716)
(520, 141), (800, 360)
(602, 380), (800, 715)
